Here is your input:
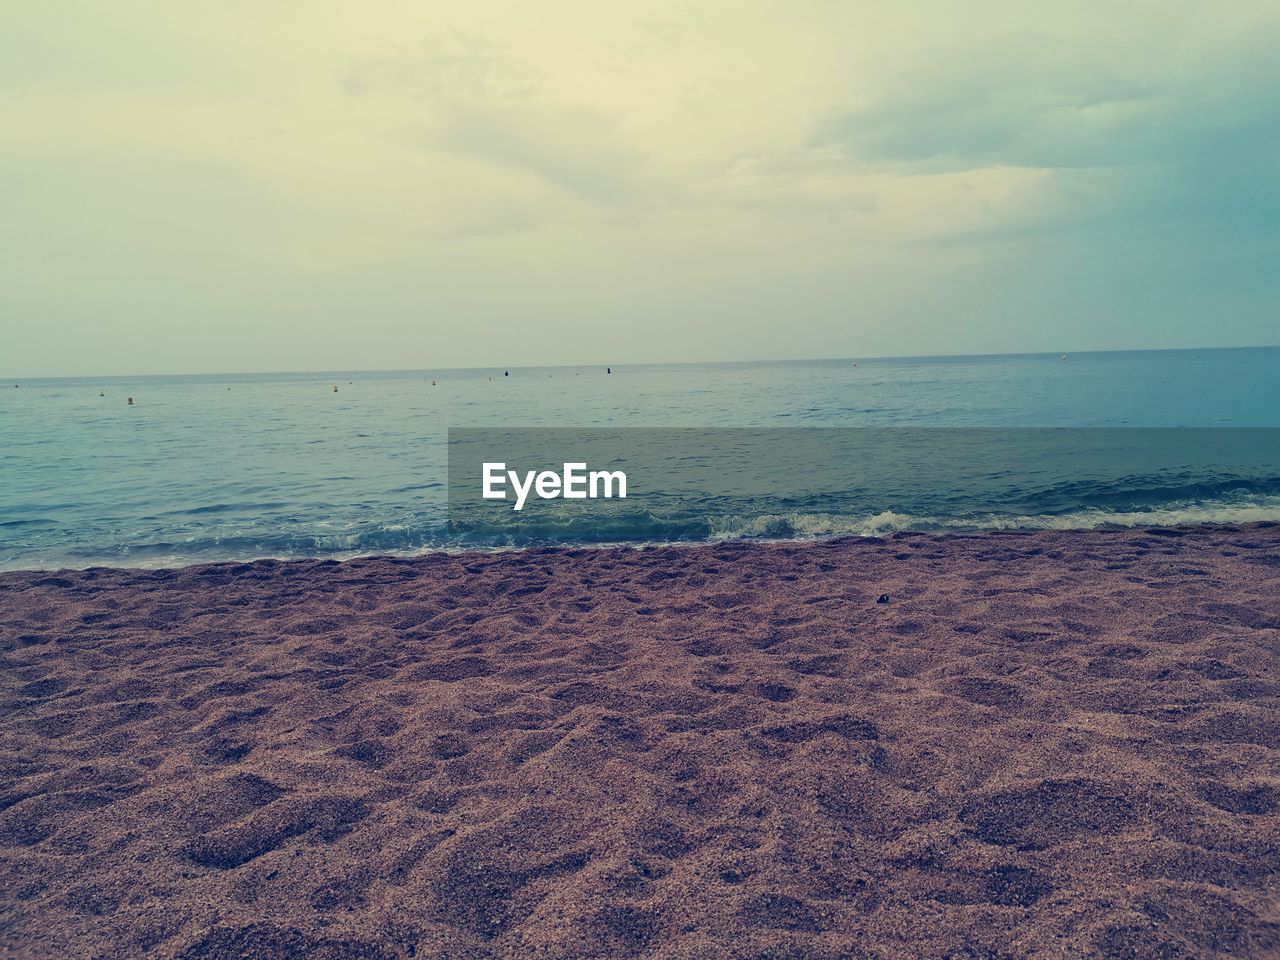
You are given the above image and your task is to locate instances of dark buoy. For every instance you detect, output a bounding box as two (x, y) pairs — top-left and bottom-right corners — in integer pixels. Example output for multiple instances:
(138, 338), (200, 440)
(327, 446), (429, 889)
(100, 390), (105, 397)
(333, 384), (338, 392)
(127, 397), (134, 405)
(607, 367), (611, 374)
(876, 594), (890, 604)
(431, 379), (436, 386)
(504, 370), (509, 377)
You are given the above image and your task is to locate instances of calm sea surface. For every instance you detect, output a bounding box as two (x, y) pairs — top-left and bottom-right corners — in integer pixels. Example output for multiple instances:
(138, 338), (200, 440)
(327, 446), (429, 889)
(4, 348), (1280, 569)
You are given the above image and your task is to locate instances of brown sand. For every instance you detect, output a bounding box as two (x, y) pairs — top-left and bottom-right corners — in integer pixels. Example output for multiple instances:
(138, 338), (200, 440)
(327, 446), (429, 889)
(2, 526), (1279, 959)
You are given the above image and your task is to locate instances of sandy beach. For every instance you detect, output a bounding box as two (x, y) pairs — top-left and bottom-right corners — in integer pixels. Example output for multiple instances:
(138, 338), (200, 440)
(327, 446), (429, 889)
(2, 526), (1279, 958)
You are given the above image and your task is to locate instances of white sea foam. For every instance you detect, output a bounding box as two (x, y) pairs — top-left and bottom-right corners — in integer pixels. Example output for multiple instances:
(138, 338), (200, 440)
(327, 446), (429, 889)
(706, 496), (1280, 540)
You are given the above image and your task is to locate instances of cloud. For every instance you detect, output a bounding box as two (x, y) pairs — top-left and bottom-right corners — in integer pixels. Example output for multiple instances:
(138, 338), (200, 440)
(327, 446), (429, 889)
(818, 24), (1280, 251)
(407, 102), (646, 202)
(345, 31), (651, 205)
(706, 151), (878, 223)
(342, 29), (541, 101)
(820, 38), (1159, 171)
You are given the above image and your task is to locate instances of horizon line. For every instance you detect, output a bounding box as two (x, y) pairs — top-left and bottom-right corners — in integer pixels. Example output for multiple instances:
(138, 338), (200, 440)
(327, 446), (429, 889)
(8, 342), (1279, 382)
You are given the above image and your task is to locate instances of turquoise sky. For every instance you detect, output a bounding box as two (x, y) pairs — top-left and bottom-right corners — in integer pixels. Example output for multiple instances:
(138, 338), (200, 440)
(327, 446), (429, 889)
(4, 1), (1278, 375)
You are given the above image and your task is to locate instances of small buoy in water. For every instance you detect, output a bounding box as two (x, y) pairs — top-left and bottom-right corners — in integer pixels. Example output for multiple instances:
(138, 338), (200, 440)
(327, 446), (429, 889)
(333, 385), (338, 392)
(607, 367), (612, 374)
(100, 390), (105, 397)
(431, 379), (436, 386)
(127, 397), (134, 405)
(504, 370), (509, 377)
(876, 594), (890, 604)
(1061, 354), (1068, 360)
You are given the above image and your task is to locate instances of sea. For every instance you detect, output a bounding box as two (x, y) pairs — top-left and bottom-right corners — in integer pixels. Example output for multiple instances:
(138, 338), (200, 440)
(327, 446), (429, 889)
(3, 347), (1280, 570)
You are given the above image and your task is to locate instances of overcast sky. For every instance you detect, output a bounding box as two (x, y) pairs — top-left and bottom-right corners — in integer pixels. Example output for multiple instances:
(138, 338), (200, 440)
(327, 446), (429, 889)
(4, 1), (1278, 376)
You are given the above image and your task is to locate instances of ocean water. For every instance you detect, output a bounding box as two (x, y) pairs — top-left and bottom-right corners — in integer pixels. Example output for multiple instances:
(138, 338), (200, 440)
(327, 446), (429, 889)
(3, 347), (1280, 570)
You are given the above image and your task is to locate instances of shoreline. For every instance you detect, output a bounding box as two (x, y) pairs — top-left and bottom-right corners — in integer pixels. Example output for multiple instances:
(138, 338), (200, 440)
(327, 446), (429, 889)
(4, 518), (1280, 577)
(3, 524), (1278, 957)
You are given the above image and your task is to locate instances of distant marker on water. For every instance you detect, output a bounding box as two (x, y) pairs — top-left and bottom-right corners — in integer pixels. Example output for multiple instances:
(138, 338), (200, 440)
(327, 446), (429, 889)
(333, 385), (338, 392)
(607, 367), (612, 374)
(505, 370), (509, 377)
(127, 397), (134, 405)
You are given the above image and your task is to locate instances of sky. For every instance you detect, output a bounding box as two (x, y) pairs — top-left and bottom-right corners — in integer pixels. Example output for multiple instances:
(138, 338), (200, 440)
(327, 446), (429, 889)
(3, 1), (1278, 376)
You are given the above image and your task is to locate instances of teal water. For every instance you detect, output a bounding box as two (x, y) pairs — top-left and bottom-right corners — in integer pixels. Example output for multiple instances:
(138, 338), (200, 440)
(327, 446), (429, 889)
(3, 347), (1279, 569)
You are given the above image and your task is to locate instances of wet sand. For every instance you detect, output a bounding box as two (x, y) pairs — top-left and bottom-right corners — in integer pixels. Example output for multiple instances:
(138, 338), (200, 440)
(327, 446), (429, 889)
(2, 526), (1279, 958)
